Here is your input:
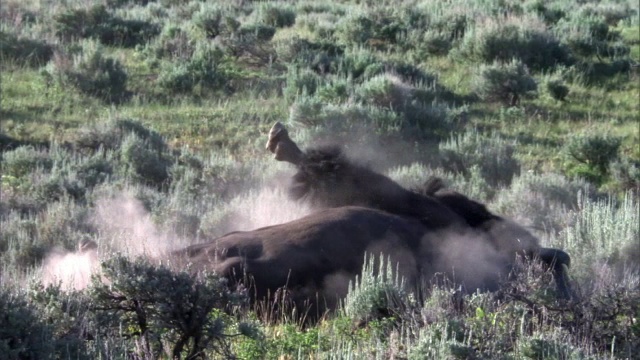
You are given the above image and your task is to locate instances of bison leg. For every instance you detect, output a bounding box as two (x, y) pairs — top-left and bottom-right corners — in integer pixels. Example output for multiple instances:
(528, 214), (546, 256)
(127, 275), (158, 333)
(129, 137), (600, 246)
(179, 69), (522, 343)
(538, 247), (574, 300)
(266, 122), (303, 165)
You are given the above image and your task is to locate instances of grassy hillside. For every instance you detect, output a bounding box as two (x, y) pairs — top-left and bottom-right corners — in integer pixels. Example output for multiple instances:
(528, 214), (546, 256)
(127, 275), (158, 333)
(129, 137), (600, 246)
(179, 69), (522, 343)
(1, 0), (638, 359)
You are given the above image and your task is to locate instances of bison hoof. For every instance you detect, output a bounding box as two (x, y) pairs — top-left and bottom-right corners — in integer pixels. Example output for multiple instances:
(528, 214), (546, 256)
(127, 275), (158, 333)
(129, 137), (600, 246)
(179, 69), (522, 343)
(266, 122), (303, 165)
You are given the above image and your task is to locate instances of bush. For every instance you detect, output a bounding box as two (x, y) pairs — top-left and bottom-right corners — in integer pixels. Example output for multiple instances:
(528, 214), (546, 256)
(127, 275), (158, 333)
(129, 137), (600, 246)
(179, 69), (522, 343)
(342, 254), (409, 324)
(545, 78), (570, 101)
(28, 284), (95, 358)
(256, 3), (296, 28)
(66, 118), (165, 153)
(150, 26), (195, 61)
(564, 133), (621, 184)
(492, 172), (595, 234)
(0, 287), (56, 359)
(354, 74), (408, 109)
(473, 60), (537, 106)
(90, 255), (255, 359)
(54, 5), (159, 47)
(74, 153), (113, 188)
(282, 67), (322, 102)
(289, 95), (401, 138)
(275, 37), (343, 73)
(316, 78), (350, 103)
(1, 145), (53, 178)
(215, 23), (275, 66)
(438, 131), (520, 189)
(157, 43), (228, 96)
(61, 41), (129, 103)
(526, 1), (566, 25)
(192, 4), (239, 39)
(610, 157), (640, 194)
(337, 47), (380, 79)
(0, 31), (53, 67)
(121, 133), (171, 187)
(352, 73), (455, 139)
(419, 30), (453, 56)
(458, 23), (571, 71)
(336, 11), (404, 49)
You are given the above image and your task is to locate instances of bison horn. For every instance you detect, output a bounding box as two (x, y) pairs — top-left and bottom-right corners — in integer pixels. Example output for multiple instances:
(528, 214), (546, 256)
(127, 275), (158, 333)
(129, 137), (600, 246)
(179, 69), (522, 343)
(266, 122), (303, 165)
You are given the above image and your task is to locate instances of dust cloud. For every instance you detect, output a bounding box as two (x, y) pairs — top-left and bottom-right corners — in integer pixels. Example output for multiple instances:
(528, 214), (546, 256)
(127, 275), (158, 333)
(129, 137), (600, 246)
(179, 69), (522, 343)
(213, 186), (312, 235)
(42, 244), (98, 291)
(41, 192), (175, 290)
(429, 229), (507, 292)
(40, 184), (311, 290)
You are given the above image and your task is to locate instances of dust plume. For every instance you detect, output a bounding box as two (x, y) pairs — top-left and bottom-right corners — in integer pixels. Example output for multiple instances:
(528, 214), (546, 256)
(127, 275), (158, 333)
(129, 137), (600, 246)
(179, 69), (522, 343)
(92, 193), (178, 258)
(203, 185), (312, 237)
(430, 228), (507, 292)
(42, 240), (98, 291)
(41, 192), (182, 290)
(41, 183), (312, 290)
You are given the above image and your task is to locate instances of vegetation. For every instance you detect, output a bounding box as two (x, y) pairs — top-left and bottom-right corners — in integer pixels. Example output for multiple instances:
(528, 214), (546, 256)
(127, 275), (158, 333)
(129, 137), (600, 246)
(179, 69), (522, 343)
(1, 0), (638, 358)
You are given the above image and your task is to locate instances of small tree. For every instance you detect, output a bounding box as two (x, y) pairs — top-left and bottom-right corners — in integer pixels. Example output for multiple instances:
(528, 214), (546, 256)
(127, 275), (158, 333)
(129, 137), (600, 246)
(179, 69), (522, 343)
(474, 60), (537, 106)
(0, 287), (55, 359)
(54, 41), (130, 103)
(564, 133), (621, 184)
(90, 255), (255, 359)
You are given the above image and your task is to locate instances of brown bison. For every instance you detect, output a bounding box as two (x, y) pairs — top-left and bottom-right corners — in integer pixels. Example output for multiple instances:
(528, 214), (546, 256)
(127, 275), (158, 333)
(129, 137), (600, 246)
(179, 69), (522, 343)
(176, 123), (572, 317)
(264, 122), (570, 286)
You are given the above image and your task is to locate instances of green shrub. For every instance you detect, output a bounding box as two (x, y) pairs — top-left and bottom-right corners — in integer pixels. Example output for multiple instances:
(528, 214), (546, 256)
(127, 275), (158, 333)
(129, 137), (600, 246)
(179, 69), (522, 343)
(61, 41), (129, 103)
(275, 37), (343, 73)
(192, 4), (238, 39)
(610, 157), (640, 194)
(555, 16), (610, 58)
(492, 172), (595, 233)
(74, 153), (113, 188)
(559, 192), (638, 269)
(0, 287), (56, 359)
(289, 95), (401, 138)
(256, 3), (296, 28)
(419, 30), (453, 56)
(237, 23), (276, 42)
(354, 74), (407, 109)
(121, 133), (171, 187)
(564, 133), (621, 184)
(97, 17), (160, 48)
(458, 23), (571, 71)
(54, 5), (159, 47)
(336, 10), (404, 49)
(157, 43), (228, 96)
(439, 131), (520, 189)
(150, 26), (195, 61)
(473, 60), (537, 106)
(342, 254), (409, 324)
(316, 78), (350, 103)
(106, 0), (154, 7)
(215, 23), (275, 66)
(1, 145), (53, 178)
(54, 5), (111, 41)
(0, 31), (53, 67)
(116, 119), (168, 153)
(519, 337), (581, 360)
(29, 284), (96, 359)
(545, 78), (570, 101)
(90, 255), (256, 359)
(282, 67), (322, 102)
(337, 47), (380, 79)
(526, 1), (566, 25)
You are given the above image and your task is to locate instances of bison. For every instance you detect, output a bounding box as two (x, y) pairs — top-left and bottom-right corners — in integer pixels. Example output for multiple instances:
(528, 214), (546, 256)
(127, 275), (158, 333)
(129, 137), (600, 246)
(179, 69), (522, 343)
(175, 123), (573, 318)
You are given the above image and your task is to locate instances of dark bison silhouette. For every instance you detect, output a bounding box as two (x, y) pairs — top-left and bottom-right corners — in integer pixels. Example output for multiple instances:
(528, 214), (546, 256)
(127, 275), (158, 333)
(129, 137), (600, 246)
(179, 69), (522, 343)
(175, 123), (572, 317)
